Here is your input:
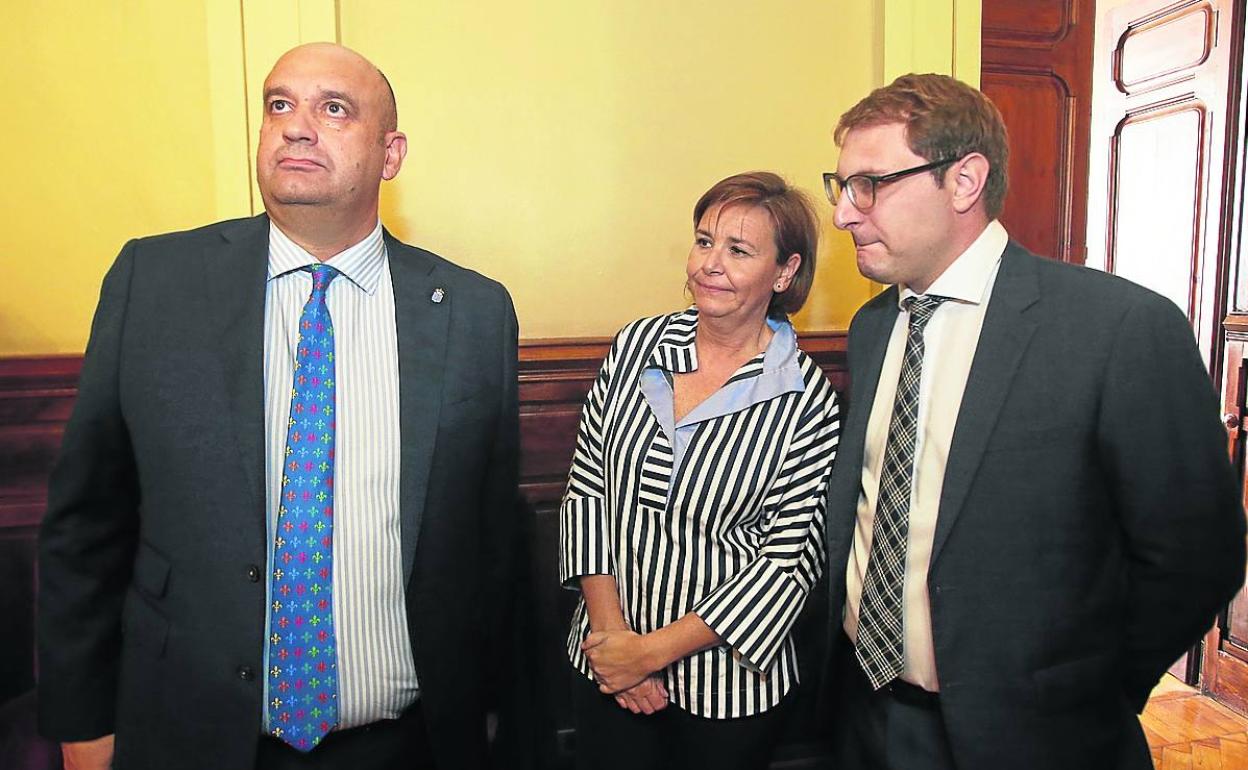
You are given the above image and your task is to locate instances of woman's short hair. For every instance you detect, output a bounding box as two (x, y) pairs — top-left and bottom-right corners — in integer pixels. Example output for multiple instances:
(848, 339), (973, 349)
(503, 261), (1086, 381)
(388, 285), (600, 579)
(693, 171), (820, 319)
(835, 73), (1010, 219)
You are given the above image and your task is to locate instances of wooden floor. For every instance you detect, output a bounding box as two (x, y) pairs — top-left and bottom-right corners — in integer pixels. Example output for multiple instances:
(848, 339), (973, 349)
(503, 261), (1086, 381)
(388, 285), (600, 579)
(1144, 677), (1248, 769)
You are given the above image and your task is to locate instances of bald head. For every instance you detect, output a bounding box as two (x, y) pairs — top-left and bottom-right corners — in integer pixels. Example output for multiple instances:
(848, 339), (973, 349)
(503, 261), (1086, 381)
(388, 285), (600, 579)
(255, 42), (408, 251)
(268, 43), (397, 133)
(377, 69), (397, 133)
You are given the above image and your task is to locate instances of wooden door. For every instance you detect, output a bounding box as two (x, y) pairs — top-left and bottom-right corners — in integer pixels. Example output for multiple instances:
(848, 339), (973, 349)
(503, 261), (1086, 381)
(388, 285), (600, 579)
(1086, 0), (1239, 371)
(987, 0), (1247, 698)
(1086, 0), (1244, 697)
(982, 0), (1096, 264)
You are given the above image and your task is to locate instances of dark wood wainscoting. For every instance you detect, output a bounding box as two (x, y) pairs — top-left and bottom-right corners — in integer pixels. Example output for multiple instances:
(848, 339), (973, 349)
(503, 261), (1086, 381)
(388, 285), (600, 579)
(0, 332), (847, 766)
(0, 356), (81, 706)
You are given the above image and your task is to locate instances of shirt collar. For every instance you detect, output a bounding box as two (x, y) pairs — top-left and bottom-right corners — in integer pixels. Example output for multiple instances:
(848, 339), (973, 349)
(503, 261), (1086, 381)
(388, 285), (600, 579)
(898, 219), (1008, 308)
(647, 306), (800, 381)
(266, 219), (387, 295)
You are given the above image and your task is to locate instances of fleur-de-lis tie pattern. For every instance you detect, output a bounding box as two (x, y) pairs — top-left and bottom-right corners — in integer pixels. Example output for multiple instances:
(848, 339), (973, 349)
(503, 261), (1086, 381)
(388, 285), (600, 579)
(267, 265), (340, 751)
(855, 294), (947, 690)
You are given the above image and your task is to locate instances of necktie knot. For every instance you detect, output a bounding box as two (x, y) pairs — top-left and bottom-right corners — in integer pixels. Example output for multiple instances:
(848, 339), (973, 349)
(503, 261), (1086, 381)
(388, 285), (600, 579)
(904, 294), (948, 332)
(308, 264), (339, 295)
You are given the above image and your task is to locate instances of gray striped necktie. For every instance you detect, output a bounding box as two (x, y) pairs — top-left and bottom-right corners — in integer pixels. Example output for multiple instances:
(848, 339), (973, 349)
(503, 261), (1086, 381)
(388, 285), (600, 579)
(855, 294), (948, 690)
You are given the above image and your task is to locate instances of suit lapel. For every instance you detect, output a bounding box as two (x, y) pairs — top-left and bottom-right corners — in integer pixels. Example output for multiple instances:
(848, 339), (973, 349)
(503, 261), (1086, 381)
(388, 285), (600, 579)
(386, 235), (450, 582)
(826, 291), (900, 600)
(930, 243), (1040, 566)
(203, 214), (271, 541)
(843, 294), (898, 467)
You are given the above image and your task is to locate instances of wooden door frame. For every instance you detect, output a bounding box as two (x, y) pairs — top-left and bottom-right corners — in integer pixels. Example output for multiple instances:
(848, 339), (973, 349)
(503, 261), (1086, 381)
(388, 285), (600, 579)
(1203, 0), (1248, 705)
(1208, 0), (1247, 388)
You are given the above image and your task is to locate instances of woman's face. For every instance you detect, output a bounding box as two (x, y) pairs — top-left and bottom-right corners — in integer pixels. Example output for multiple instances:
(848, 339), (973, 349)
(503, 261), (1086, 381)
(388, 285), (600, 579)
(686, 202), (799, 325)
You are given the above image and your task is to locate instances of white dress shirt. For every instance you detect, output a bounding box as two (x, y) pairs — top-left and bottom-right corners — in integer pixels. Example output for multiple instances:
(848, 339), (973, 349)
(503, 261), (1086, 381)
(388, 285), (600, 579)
(844, 220), (1009, 691)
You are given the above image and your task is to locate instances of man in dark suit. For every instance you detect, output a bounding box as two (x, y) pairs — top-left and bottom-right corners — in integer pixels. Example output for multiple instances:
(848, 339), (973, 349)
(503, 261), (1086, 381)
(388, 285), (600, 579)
(37, 43), (520, 770)
(820, 73), (1245, 769)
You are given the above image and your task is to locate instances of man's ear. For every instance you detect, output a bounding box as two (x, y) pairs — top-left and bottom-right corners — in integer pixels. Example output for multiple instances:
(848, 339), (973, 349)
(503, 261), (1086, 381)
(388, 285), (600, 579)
(382, 131), (408, 181)
(950, 152), (989, 214)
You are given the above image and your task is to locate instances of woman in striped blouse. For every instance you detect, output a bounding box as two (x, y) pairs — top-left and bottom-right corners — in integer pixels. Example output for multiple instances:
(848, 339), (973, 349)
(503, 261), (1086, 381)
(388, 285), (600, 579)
(559, 171), (841, 770)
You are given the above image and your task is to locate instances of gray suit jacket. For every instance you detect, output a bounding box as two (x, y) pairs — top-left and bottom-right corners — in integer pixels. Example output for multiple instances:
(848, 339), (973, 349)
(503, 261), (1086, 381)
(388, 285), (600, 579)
(37, 214), (521, 770)
(823, 241), (1244, 769)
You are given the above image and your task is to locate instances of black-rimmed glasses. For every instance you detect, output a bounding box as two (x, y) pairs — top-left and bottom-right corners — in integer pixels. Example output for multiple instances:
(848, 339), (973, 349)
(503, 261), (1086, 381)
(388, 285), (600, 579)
(823, 157), (959, 211)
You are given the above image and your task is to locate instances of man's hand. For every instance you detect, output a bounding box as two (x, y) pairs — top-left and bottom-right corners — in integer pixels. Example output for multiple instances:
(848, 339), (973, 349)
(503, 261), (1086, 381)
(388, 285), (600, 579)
(582, 628), (655, 694)
(614, 676), (669, 715)
(62, 734), (114, 770)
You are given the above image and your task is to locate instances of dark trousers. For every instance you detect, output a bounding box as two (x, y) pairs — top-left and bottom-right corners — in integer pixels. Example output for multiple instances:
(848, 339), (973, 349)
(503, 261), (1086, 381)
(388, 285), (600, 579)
(571, 670), (792, 770)
(832, 635), (956, 770)
(254, 700), (436, 770)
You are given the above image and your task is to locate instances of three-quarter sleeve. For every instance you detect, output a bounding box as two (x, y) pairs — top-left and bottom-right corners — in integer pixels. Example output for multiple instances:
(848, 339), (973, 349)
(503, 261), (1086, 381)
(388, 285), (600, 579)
(558, 337), (619, 587)
(693, 384), (840, 671)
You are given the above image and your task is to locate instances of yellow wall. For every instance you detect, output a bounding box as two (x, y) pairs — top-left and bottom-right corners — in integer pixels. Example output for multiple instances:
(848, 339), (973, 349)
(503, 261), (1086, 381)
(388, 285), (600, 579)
(882, 0), (982, 84)
(0, 0), (980, 354)
(1, 2), (225, 354)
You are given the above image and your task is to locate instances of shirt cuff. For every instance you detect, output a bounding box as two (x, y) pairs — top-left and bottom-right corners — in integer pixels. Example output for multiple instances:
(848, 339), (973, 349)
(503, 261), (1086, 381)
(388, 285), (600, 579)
(693, 556), (808, 672)
(558, 495), (613, 587)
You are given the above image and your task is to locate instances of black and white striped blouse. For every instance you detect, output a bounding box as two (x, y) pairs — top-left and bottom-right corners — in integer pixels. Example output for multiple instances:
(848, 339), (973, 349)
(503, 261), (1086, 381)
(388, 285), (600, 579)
(559, 308), (841, 718)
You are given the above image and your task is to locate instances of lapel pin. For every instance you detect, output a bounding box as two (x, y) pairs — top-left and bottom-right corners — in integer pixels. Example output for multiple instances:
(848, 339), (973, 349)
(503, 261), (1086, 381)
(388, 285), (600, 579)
(431, 288), (445, 304)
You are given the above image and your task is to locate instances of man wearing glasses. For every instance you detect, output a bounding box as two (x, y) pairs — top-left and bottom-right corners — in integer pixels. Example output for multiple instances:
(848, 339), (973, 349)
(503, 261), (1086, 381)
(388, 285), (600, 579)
(818, 73), (1244, 770)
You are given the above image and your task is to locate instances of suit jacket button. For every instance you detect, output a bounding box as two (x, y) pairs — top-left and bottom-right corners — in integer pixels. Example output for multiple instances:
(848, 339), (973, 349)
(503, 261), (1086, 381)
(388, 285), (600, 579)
(238, 666), (255, 681)
(247, 565), (261, 583)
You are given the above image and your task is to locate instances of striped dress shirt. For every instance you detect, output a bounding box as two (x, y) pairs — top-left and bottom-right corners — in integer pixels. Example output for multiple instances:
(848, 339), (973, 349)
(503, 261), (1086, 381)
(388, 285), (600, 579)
(560, 308), (841, 718)
(262, 221), (418, 731)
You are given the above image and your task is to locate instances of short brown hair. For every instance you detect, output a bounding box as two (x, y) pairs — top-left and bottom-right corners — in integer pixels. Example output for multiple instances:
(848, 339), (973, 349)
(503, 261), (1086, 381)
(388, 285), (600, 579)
(693, 171), (820, 319)
(835, 73), (1010, 218)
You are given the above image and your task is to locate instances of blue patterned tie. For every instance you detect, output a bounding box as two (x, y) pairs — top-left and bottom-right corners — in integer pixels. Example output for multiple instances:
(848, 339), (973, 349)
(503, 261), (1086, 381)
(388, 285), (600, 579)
(267, 265), (340, 751)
